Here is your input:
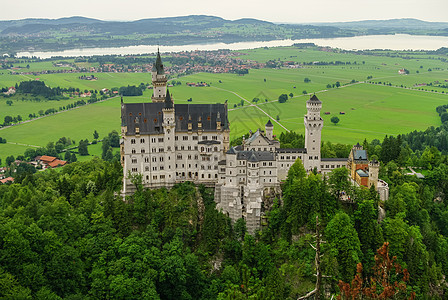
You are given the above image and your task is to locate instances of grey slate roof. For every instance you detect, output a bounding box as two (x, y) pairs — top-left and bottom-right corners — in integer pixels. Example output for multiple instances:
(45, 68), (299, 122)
(308, 94), (322, 103)
(321, 158), (348, 161)
(153, 50), (164, 75)
(276, 148), (307, 153)
(265, 119), (273, 127)
(353, 149), (368, 161)
(122, 102), (229, 135)
(246, 129), (272, 145)
(236, 151), (275, 161)
(356, 169), (369, 177)
(164, 90), (173, 109)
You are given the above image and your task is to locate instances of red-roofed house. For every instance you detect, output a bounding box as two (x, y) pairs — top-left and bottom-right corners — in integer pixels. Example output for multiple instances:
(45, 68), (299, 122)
(0, 177), (14, 184)
(36, 156), (67, 169)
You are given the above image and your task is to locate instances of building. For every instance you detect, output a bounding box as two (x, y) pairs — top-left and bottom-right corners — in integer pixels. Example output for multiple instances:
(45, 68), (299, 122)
(120, 50), (230, 194)
(121, 51), (389, 233)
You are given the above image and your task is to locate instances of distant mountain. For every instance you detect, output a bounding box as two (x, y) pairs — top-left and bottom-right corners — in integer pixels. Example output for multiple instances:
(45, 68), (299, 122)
(0, 16), (102, 32)
(306, 18), (448, 30)
(0, 15), (446, 54)
(0, 15), (277, 36)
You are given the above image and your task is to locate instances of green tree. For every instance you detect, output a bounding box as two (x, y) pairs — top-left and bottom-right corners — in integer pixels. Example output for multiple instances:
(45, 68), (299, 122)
(278, 94), (288, 103)
(78, 140), (89, 156)
(325, 212), (362, 282)
(93, 130), (99, 140)
(331, 116), (340, 125)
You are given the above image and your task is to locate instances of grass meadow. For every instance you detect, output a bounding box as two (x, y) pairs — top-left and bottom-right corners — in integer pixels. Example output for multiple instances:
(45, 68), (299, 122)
(1, 46), (448, 164)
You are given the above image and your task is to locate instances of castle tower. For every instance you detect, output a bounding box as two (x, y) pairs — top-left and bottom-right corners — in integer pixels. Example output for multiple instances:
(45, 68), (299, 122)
(162, 90), (176, 184)
(304, 94), (323, 172)
(120, 97), (126, 168)
(265, 119), (274, 140)
(369, 159), (380, 189)
(151, 49), (167, 103)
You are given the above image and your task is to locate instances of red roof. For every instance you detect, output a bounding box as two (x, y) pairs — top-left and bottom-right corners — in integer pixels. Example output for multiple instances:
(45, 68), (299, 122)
(48, 160), (67, 168)
(0, 177), (14, 184)
(40, 155), (57, 163)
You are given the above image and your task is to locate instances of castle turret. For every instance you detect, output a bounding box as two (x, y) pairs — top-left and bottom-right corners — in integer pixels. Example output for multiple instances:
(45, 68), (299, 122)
(151, 49), (167, 103)
(265, 119), (273, 140)
(369, 159), (380, 189)
(304, 94), (323, 172)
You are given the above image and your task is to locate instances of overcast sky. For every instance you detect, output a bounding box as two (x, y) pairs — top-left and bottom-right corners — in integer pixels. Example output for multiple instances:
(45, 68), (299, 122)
(3, 0), (448, 23)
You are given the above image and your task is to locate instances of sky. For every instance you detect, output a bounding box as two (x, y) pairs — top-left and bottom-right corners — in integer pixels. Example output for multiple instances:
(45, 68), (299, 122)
(3, 0), (448, 23)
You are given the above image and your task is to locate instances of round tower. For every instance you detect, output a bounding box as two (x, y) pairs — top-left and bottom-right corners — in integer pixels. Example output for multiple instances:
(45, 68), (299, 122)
(304, 94), (323, 172)
(265, 119), (274, 140)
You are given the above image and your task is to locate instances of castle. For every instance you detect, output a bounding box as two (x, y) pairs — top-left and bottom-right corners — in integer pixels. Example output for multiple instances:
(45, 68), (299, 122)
(120, 51), (388, 233)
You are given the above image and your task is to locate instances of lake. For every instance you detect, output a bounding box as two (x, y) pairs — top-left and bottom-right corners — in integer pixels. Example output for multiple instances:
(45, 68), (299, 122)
(17, 34), (448, 58)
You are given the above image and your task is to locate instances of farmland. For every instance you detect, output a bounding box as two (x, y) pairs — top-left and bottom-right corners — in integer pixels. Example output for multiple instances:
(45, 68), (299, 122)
(1, 46), (448, 164)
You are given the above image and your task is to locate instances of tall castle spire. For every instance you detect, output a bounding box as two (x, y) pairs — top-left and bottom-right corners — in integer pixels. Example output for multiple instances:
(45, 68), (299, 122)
(151, 48), (167, 103)
(304, 94), (323, 172)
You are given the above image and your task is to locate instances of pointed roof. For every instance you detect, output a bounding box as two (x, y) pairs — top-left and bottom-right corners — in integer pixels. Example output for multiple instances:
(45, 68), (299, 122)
(164, 89), (173, 109)
(248, 153), (259, 162)
(308, 94), (322, 103)
(265, 119), (273, 127)
(153, 49), (164, 75)
(226, 147), (237, 154)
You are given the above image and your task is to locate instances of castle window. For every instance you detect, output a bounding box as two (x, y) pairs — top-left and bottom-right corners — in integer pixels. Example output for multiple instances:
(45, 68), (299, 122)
(132, 168), (137, 172)
(214, 147), (218, 152)
(212, 136), (217, 140)
(194, 146), (198, 151)
(159, 148), (164, 152)
(153, 167), (157, 171)
(181, 146), (184, 150)
(140, 138), (145, 143)
(160, 175), (165, 179)
(132, 158), (137, 164)
(151, 138), (156, 143)
(145, 157), (149, 163)
(177, 154), (182, 160)
(202, 136), (208, 140)
(188, 146), (191, 150)
(167, 146), (171, 151)
(188, 155), (192, 160)
(160, 166), (164, 170)
(158, 138), (164, 142)
(132, 149), (136, 154)
(175, 136), (179, 141)
(183, 136), (188, 141)
(153, 175), (157, 180)
(159, 157), (164, 162)
(152, 148), (156, 153)
(194, 155), (198, 160)
(145, 166), (149, 171)
(131, 139), (136, 144)
(146, 175), (149, 180)
(193, 136), (198, 141)
(141, 149), (145, 153)
(202, 174), (204, 178)
(314, 156), (318, 159)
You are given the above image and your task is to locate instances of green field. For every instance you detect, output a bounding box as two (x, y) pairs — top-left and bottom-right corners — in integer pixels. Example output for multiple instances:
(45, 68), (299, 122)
(1, 46), (448, 164)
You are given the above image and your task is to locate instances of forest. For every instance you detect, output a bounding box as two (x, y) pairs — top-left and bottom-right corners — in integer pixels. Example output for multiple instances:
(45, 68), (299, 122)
(1, 133), (448, 299)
